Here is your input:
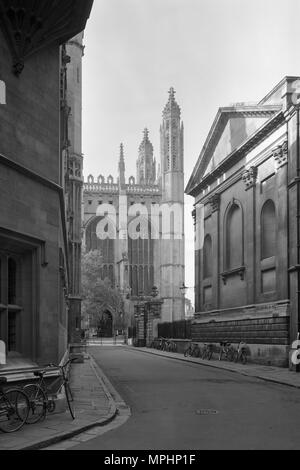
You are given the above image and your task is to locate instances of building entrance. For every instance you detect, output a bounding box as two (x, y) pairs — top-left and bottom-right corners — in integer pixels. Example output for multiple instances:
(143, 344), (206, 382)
(98, 311), (113, 338)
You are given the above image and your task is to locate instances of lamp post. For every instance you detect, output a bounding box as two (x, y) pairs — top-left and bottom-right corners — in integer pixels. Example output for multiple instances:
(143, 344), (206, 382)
(180, 283), (196, 319)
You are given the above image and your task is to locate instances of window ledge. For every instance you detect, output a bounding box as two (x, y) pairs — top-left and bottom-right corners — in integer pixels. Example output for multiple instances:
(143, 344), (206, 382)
(261, 257), (276, 271)
(221, 266), (245, 285)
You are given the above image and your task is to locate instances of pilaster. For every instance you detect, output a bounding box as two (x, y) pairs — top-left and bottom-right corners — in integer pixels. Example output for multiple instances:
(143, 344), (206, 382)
(242, 166), (258, 304)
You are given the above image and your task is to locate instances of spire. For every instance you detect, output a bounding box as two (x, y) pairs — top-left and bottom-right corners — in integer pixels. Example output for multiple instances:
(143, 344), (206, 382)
(163, 87), (181, 117)
(137, 129), (156, 185)
(119, 143), (125, 163)
(143, 128), (149, 141)
(118, 143), (126, 188)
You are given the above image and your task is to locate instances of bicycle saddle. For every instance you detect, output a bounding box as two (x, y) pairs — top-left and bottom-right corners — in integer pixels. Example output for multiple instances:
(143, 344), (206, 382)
(0, 377), (7, 384)
(34, 370), (45, 378)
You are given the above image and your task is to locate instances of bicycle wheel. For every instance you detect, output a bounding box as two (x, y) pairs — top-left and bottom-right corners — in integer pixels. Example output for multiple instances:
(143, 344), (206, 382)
(64, 382), (75, 420)
(241, 351), (247, 364)
(0, 389), (29, 433)
(23, 384), (47, 424)
(228, 349), (235, 362)
(193, 347), (200, 358)
(201, 349), (207, 360)
(184, 348), (191, 357)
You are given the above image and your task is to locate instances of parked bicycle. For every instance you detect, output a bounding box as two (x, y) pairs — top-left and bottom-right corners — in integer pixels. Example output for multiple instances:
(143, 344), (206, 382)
(164, 339), (177, 353)
(24, 358), (76, 424)
(0, 377), (30, 433)
(184, 343), (201, 357)
(233, 341), (248, 364)
(201, 343), (214, 360)
(219, 341), (235, 361)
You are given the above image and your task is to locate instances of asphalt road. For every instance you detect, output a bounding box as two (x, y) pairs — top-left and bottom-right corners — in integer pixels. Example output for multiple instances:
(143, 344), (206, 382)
(73, 346), (300, 450)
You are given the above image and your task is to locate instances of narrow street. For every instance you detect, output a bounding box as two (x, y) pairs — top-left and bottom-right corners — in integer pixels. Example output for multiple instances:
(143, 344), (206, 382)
(72, 347), (300, 450)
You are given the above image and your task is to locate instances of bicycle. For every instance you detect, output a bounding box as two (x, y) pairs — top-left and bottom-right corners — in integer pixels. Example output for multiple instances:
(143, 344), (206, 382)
(24, 358), (76, 424)
(233, 342), (248, 364)
(201, 343), (214, 360)
(0, 377), (30, 433)
(219, 341), (235, 361)
(158, 338), (168, 351)
(164, 340), (177, 353)
(184, 343), (201, 357)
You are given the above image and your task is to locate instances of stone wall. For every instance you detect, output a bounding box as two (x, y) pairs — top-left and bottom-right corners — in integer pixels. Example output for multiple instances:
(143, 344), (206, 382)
(0, 29), (68, 366)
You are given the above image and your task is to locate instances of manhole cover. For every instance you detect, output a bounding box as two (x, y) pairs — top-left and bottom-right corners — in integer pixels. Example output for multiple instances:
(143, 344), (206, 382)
(196, 409), (219, 415)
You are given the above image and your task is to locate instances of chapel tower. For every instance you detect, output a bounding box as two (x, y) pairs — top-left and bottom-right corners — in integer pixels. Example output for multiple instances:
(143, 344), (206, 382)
(160, 88), (185, 321)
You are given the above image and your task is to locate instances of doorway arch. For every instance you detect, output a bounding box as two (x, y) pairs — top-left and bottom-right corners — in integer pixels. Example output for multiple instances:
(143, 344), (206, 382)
(97, 310), (113, 338)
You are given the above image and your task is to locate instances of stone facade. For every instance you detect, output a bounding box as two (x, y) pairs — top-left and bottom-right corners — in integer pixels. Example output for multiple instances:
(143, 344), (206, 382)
(0, 1), (93, 370)
(186, 77), (300, 367)
(83, 89), (185, 333)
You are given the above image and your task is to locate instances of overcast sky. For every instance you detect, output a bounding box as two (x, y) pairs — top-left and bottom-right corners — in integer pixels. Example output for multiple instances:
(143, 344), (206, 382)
(82, 0), (300, 305)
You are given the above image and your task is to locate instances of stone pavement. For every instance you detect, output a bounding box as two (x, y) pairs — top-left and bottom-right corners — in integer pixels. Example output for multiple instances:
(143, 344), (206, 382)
(0, 354), (118, 451)
(135, 347), (300, 389)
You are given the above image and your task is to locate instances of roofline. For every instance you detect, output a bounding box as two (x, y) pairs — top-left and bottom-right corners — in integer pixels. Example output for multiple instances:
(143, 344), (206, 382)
(185, 110), (285, 197)
(258, 76), (300, 105)
(185, 105), (281, 194)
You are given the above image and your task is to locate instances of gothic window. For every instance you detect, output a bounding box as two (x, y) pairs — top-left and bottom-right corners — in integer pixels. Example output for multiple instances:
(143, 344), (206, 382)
(261, 200), (276, 260)
(103, 265), (108, 280)
(139, 266), (144, 294)
(128, 221), (154, 295)
(85, 217), (115, 282)
(133, 266), (138, 296)
(225, 202), (243, 270)
(203, 235), (212, 279)
(144, 267), (149, 295)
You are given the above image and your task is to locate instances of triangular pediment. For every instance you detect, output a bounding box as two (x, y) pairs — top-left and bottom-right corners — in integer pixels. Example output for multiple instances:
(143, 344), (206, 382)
(186, 104), (281, 195)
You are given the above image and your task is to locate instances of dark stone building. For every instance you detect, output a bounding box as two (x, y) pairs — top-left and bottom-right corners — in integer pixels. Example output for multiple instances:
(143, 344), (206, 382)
(0, 0), (93, 373)
(186, 77), (300, 367)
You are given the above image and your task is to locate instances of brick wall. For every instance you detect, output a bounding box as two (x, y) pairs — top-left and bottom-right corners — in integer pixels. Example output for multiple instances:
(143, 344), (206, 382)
(192, 316), (289, 345)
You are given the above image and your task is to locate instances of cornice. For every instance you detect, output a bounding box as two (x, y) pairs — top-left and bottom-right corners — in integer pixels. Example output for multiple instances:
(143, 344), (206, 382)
(0, 0), (93, 75)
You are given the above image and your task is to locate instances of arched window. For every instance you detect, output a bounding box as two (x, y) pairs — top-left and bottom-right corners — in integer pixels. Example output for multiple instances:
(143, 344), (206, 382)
(203, 235), (212, 279)
(226, 202), (243, 270)
(261, 200), (276, 260)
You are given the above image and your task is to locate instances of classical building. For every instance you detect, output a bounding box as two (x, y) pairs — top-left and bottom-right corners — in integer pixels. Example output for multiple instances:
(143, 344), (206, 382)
(0, 0), (93, 373)
(83, 89), (185, 337)
(186, 76), (300, 367)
